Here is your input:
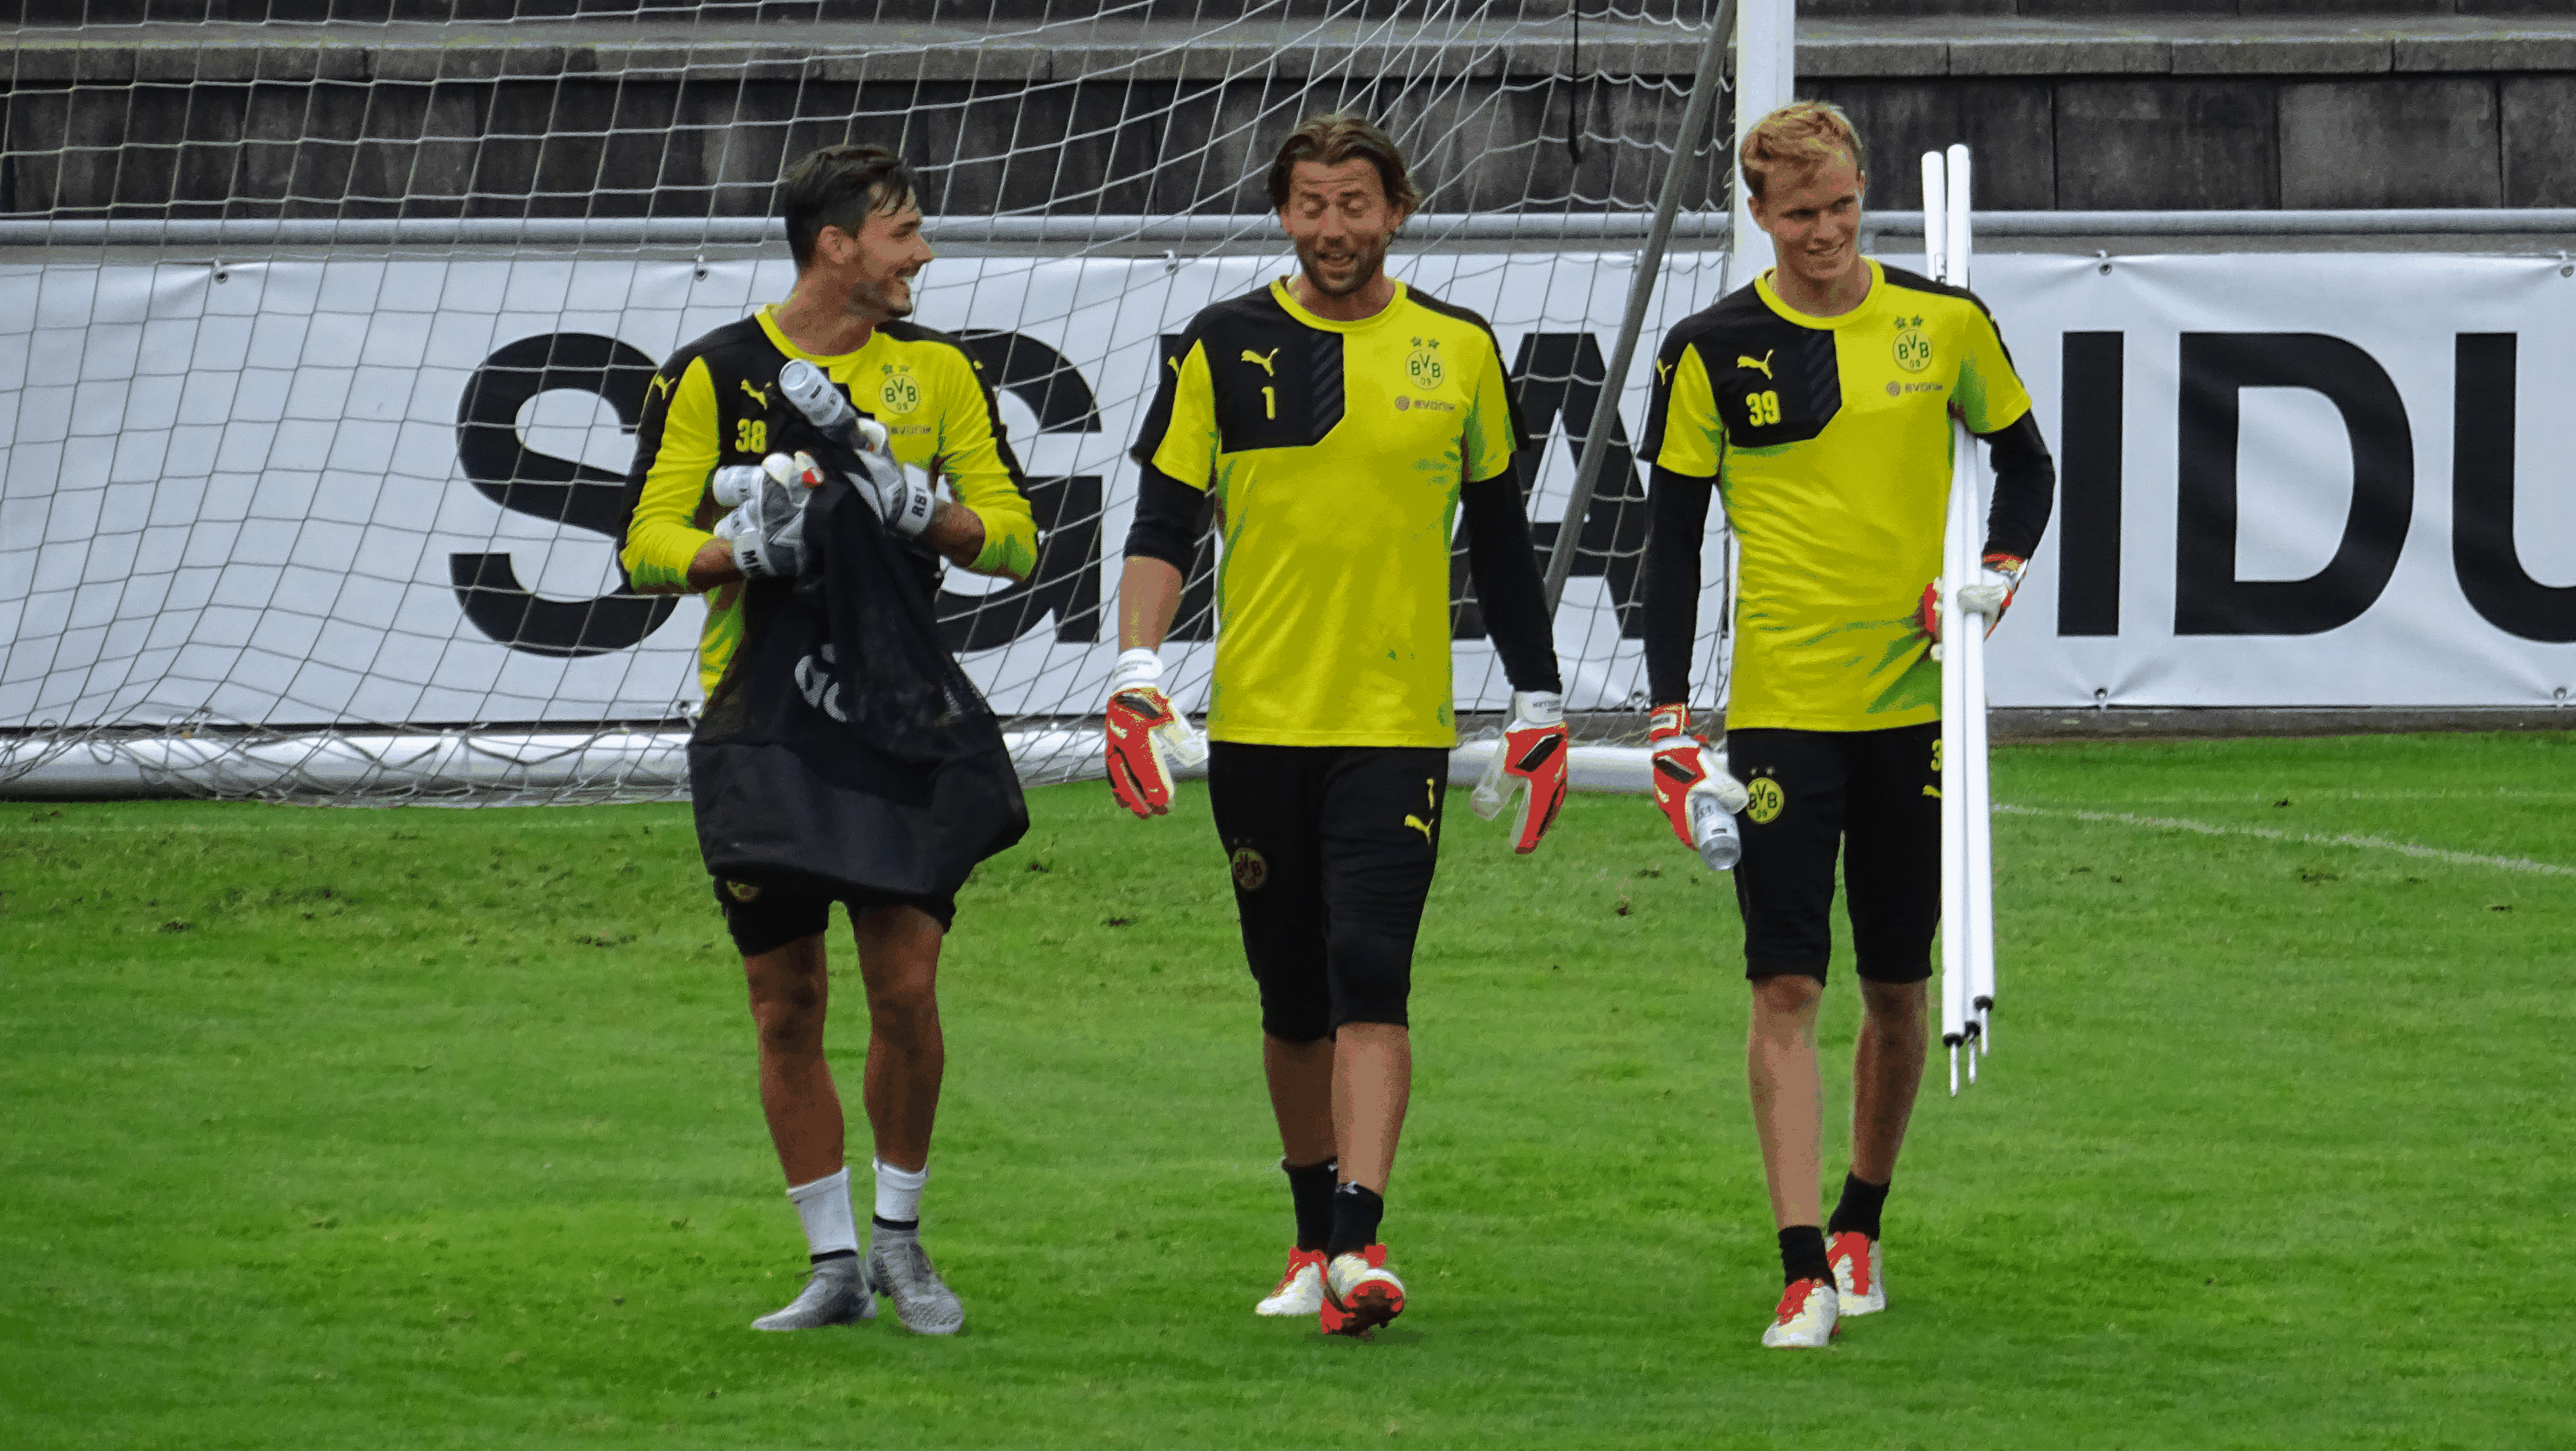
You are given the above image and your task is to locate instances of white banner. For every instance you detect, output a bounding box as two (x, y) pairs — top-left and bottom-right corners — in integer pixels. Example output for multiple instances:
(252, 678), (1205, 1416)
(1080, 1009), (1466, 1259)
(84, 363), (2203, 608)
(4, 250), (2573, 728)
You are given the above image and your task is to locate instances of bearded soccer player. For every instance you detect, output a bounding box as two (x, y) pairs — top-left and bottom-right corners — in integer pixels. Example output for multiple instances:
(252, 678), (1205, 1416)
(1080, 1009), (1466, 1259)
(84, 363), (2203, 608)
(1109, 114), (1569, 1337)
(618, 144), (1039, 1335)
(1637, 102), (2054, 1348)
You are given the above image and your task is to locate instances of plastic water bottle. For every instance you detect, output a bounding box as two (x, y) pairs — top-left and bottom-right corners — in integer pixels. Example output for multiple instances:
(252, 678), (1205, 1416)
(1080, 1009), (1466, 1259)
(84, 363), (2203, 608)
(1690, 792), (1741, 872)
(778, 359), (862, 448)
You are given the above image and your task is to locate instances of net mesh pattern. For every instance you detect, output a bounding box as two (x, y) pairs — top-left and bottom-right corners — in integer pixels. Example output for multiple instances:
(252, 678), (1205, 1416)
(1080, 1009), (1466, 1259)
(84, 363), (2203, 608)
(1, 0), (1735, 802)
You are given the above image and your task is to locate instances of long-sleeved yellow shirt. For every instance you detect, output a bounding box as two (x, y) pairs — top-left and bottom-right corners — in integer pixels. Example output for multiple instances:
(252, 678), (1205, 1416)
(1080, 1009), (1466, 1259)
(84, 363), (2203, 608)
(618, 307), (1041, 697)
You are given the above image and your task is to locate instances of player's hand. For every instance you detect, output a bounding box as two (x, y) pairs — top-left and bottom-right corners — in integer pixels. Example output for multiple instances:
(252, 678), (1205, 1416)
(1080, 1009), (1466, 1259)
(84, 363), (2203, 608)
(1919, 555), (2029, 657)
(1470, 690), (1569, 854)
(1646, 703), (1748, 850)
(1103, 648), (1207, 818)
(846, 447), (938, 539)
(711, 453), (817, 579)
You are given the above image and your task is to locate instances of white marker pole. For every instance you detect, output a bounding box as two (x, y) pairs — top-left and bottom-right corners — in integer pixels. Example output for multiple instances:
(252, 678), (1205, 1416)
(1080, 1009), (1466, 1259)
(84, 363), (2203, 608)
(1946, 144), (1998, 1070)
(1925, 151), (1967, 1097)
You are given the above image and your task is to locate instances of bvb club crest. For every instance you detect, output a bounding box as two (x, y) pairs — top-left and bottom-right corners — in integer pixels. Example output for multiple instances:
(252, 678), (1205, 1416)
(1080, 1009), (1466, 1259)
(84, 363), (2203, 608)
(1230, 846), (1269, 891)
(878, 365), (922, 415)
(1405, 343), (1445, 392)
(1745, 777), (1787, 825)
(1892, 325), (1933, 375)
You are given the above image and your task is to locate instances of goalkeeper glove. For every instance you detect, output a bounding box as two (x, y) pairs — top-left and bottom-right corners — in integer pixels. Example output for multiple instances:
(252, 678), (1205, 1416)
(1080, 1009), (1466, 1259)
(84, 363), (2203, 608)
(1103, 648), (1207, 819)
(1918, 553), (2029, 658)
(711, 453), (815, 580)
(1470, 690), (1569, 855)
(1645, 703), (1749, 847)
(848, 444), (938, 539)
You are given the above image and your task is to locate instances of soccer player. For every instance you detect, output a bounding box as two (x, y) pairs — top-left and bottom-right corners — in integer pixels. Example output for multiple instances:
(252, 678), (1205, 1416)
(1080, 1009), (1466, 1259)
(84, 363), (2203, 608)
(1636, 102), (2054, 1347)
(617, 143), (1039, 1335)
(1108, 114), (1570, 1337)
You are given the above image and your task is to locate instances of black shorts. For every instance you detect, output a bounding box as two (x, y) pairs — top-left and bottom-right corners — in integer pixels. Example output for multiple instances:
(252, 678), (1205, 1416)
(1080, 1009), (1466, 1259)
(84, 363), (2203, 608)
(712, 877), (956, 958)
(1728, 723), (1940, 985)
(1206, 742), (1449, 1042)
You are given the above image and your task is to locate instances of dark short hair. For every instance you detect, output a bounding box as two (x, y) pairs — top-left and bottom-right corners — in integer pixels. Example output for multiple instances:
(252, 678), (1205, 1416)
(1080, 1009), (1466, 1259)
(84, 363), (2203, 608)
(779, 144), (919, 270)
(1265, 113), (1421, 215)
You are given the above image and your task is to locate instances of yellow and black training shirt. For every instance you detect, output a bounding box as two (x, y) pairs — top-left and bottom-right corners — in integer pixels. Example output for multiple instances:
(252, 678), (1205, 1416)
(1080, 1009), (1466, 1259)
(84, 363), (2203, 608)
(1124, 278), (1560, 748)
(619, 307), (1041, 697)
(1638, 260), (2054, 732)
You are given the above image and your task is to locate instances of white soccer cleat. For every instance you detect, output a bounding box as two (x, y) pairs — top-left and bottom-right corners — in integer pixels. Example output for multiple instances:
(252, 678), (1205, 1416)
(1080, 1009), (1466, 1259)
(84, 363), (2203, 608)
(1828, 1231), (1886, 1316)
(1320, 1246), (1406, 1337)
(749, 1257), (875, 1330)
(1256, 1247), (1329, 1317)
(867, 1233), (965, 1335)
(1760, 1277), (1840, 1349)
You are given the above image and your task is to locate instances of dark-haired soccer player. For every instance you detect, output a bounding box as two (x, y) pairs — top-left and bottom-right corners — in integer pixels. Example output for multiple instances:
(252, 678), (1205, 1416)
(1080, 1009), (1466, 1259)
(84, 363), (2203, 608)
(618, 143), (1039, 1335)
(1108, 114), (1570, 1338)
(1637, 102), (2054, 1348)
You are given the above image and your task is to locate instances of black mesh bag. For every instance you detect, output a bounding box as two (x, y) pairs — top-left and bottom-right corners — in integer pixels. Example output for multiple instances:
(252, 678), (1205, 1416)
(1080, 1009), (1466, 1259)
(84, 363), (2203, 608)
(687, 415), (1027, 902)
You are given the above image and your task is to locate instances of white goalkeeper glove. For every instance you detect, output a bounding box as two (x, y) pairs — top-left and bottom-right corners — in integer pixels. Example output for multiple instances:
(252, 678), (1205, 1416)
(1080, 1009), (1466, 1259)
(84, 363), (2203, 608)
(1103, 648), (1207, 818)
(847, 445), (938, 539)
(1646, 703), (1748, 869)
(1918, 553), (2028, 659)
(711, 453), (815, 580)
(1471, 690), (1569, 854)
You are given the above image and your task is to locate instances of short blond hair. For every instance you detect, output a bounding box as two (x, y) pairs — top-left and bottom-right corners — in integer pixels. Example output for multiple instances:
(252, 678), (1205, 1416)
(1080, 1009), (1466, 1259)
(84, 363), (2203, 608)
(1739, 100), (1866, 203)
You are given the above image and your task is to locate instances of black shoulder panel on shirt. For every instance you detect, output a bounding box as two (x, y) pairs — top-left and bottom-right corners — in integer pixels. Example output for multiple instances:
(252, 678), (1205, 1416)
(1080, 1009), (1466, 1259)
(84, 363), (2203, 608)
(1676, 282), (1842, 448)
(1877, 263), (1999, 323)
(1188, 285), (1346, 452)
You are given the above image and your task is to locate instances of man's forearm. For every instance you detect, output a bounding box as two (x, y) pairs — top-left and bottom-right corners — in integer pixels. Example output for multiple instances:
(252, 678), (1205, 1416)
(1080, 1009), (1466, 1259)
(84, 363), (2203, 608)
(683, 536), (741, 592)
(925, 500), (1003, 577)
(1117, 556), (1185, 651)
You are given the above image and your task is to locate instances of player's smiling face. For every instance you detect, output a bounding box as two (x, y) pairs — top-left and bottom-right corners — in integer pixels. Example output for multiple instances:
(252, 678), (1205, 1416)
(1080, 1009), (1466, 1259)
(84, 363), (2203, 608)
(1280, 158), (1408, 300)
(819, 200), (934, 321)
(1752, 154), (1866, 301)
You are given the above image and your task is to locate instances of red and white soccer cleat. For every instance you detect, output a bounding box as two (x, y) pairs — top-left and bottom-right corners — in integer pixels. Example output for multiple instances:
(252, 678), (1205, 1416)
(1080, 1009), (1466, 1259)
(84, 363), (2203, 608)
(1760, 1276), (1840, 1349)
(1256, 1247), (1328, 1317)
(1828, 1231), (1885, 1316)
(1319, 1246), (1406, 1337)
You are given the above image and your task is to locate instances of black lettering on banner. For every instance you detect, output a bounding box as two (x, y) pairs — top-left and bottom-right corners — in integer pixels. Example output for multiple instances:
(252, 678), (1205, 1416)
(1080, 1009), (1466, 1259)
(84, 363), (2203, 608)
(2056, 332), (2125, 636)
(2174, 333), (2412, 636)
(939, 330), (1104, 650)
(452, 333), (676, 657)
(1452, 331), (1649, 641)
(2451, 334), (2576, 643)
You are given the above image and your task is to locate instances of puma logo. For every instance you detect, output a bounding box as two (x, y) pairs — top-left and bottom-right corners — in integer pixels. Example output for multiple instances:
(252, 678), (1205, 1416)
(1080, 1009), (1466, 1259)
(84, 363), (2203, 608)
(1241, 348), (1280, 376)
(1654, 357), (1672, 384)
(739, 379), (771, 406)
(1403, 776), (1437, 840)
(1166, 355), (1182, 376)
(1404, 811), (1432, 840)
(647, 374), (672, 401)
(1738, 350), (1775, 379)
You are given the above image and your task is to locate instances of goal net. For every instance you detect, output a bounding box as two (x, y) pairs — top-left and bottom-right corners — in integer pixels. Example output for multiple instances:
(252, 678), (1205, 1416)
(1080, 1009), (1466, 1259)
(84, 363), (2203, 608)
(0, 0), (1741, 802)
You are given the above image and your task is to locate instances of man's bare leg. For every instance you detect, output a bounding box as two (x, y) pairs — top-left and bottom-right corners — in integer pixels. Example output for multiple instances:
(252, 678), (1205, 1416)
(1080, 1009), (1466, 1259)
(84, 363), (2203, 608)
(743, 933), (844, 1184)
(1850, 980), (1927, 1184)
(1263, 1034), (1336, 1166)
(1331, 1023), (1410, 1194)
(851, 904), (945, 1172)
(1747, 974), (1826, 1230)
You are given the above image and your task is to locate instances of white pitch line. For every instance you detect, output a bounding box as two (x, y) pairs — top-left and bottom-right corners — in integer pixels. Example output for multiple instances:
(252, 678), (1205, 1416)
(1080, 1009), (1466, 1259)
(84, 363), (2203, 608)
(1996, 803), (2576, 877)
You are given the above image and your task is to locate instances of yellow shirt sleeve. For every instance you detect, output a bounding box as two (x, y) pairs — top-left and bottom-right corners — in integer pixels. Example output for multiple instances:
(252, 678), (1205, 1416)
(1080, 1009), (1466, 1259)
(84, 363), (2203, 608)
(1954, 301), (2035, 435)
(925, 347), (1040, 580)
(1648, 341), (1725, 479)
(1461, 332), (1518, 484)
(620, 356), (721, 592)
(1144, 342), (1220, 492)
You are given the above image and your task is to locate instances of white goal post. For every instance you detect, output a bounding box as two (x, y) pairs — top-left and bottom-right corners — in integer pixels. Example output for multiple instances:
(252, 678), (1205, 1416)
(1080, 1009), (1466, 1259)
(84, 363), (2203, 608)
(0, 0), (1796, 802)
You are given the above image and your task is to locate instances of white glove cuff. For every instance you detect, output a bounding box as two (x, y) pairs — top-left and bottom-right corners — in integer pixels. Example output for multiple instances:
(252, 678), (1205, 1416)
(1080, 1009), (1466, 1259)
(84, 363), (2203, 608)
(1510, 690), (1565, 728)
(1108, 647), (1165, 697)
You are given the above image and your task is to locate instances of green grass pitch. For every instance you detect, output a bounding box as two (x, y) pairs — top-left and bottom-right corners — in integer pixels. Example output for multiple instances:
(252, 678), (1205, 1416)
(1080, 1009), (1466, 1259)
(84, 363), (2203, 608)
(3, 733), (2571, 1449)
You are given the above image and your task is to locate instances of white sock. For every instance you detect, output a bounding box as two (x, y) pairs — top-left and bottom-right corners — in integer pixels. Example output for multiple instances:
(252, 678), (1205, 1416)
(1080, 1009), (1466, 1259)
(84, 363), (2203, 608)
(784, 1166), (859, 1260)
(873, 1157), (928, 1227)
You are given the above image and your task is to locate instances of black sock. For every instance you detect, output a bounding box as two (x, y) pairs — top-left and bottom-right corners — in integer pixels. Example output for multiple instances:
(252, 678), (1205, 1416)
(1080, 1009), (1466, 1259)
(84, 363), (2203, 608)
(1326, 1183), (1385, 1258)
(1284, 1157), (1339, 1252)
(1827, 1172), (1889, 1241)
(811, 1247), (858, 1266)
(1778, 1225), (1831, 1287)
(870, 1214), (918, 1236)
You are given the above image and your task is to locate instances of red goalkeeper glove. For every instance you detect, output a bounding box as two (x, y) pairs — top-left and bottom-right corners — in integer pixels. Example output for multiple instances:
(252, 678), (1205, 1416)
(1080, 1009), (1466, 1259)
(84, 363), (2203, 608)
(1647, 703), (1750, 852)
(1470, 690), (1568, 855)
(1919, 553), (2029, 656)
(1103, 648), (1206, 819)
